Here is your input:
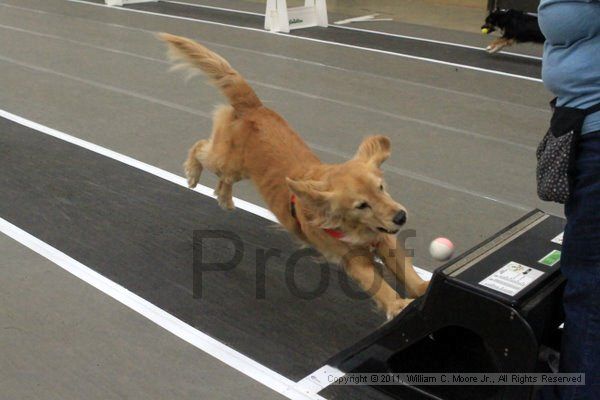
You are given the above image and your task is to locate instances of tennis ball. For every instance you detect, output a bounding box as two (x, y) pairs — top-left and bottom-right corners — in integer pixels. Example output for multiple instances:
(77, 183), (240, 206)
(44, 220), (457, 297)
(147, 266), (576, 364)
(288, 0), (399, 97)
(482, 28), (490, 35)
(429, 237), (454, 261)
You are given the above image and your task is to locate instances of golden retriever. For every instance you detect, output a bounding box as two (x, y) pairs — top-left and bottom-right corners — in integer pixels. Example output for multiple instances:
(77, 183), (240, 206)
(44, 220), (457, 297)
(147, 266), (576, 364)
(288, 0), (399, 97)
(159, 33), (429, 319)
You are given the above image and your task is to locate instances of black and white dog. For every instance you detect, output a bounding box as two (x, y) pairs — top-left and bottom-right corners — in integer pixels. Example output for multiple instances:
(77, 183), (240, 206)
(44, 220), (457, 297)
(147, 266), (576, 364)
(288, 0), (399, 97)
(481, 9), (545, 53)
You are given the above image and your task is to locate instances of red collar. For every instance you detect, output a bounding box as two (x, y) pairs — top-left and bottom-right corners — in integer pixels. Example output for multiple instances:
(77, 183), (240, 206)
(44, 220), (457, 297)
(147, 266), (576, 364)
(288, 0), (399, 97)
(290, 194), (345, 240)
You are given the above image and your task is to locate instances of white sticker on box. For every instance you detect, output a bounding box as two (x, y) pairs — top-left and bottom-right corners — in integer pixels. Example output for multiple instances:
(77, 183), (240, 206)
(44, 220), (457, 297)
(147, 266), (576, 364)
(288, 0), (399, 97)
(552, 232), (564, 245)
(479, 262), (544, 296)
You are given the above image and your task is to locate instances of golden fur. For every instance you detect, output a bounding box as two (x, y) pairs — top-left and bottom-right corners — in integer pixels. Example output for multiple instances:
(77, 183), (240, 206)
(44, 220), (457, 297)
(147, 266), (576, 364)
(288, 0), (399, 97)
(159, 33), (429, 319)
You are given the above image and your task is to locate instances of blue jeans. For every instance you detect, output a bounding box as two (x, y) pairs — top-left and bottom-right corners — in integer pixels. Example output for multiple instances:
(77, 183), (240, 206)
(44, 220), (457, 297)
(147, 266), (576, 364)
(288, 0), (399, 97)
(540, 131), (600, 400)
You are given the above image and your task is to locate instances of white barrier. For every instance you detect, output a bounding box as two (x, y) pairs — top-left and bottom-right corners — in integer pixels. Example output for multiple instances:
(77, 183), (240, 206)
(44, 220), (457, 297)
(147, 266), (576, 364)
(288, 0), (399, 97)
(103, 0), (328, 34)
(265, 0), (328, 33)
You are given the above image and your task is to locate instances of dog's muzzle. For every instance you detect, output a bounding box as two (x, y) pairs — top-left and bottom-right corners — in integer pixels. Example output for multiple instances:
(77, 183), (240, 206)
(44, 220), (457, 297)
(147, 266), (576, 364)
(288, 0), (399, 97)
(377, 211), (406, 234)
(393, 211), (407, 226)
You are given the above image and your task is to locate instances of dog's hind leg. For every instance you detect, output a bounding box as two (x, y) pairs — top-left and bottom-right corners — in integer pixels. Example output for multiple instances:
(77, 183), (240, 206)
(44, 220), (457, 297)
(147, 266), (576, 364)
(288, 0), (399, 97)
(184, 137), (239, 209)
(214, 178), (235, 210)
(184, 139), (209, 188)
(186, 106), (247, 209)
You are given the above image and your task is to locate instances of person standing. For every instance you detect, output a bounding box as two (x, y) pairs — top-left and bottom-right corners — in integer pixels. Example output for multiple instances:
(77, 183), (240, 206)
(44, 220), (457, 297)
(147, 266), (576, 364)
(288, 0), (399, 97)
(537, 0), (600, 399)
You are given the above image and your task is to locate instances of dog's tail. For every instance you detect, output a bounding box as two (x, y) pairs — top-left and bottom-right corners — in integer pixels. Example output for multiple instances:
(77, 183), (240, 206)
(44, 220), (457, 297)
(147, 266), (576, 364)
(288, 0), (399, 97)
(158, 33), (262, 115)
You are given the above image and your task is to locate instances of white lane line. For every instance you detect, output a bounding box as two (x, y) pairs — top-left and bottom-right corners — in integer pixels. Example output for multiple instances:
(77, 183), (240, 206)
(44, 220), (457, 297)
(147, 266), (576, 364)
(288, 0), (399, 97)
(305, 141), (531, 212)
(164, 0), (543, 61)
(0, 218), (322, 400)
(66, 0), (542, 83)
(0, 109), (434, 279)
(1, 108), (432, 395)
(0, 23), (536, 152)
(253, 79), (535, 152)
(0, 34), (533, 210)
(0, 109), (274, 221)
(330, 25), (543, 61)
(0, 23), (162, 63)
(0, 54), (211, 119)
(0, 3), (549, 114)
(297, 365), (346, 393)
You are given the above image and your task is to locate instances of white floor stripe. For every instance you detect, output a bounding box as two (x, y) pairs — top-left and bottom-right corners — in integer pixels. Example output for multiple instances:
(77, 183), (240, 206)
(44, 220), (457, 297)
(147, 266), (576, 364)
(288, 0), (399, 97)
(0, 109), (276, 222)
(0, 108), (433, 281)
(330, 25), (543, 61)
(0, 3), (548, 114)
(0, 108), (433, 394)
(416, 268), (433, 281)
(3, 45), (525, 208)
(298, 365), (346, 393)
(0, 24), (536, 155)
(0, 54), (212, 119)
(0, 218), (323, 400)
(66, 0), (542, 83)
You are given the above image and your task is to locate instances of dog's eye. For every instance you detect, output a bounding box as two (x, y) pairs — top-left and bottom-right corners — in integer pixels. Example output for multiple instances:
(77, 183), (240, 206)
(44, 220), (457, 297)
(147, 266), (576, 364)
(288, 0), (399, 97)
(356, 202), (370, 210)
(379, 184), (384, 191)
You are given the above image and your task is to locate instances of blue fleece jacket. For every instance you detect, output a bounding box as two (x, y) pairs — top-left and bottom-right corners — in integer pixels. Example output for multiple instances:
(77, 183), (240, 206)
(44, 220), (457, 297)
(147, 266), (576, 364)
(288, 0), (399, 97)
(538, 0), (600, 134)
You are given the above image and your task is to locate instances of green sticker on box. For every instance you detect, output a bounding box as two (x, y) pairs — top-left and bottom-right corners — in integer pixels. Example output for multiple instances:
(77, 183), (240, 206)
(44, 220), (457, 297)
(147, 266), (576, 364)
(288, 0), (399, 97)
(539, 250), (561, 267)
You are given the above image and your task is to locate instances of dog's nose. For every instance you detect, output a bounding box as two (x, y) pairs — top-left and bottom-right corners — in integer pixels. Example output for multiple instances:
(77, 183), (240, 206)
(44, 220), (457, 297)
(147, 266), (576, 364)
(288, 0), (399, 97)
(393, 211), (407, 226)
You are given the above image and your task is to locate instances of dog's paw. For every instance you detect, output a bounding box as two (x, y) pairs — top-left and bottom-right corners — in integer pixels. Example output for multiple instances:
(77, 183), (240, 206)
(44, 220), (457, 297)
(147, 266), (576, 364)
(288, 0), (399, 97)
(486, 41), (506, 54)
(487, 45), (503, 54)
(486, 44), (499, 53)
(215, 189), (235, 211)
(416, 281), (430, 297)
(184, 159), (203, 188)
(385, 298), (413, 321)
(217, 196), (235, 210)
(185, 166), (201, 188)
(407, 280), (430, 298)
(187, 175), (199, 188)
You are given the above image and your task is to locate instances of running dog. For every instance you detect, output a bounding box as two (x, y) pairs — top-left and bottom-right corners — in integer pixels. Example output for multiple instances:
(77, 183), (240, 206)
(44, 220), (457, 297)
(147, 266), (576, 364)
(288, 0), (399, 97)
(158, 33), (429, 320)
(481, 9), (545, 53)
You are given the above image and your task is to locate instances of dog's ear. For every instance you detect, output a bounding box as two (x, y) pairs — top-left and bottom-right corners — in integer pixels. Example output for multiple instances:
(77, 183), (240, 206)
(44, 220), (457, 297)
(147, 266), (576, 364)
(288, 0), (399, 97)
(354, 135), (391, 167)
(286, 178), (332, 204)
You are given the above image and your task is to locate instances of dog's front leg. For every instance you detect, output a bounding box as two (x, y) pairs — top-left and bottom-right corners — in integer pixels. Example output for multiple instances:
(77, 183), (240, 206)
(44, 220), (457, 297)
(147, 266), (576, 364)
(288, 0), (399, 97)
(344, 253), (412, 320)
(377, 235), (429, 298)
(486, 38), (514, 53)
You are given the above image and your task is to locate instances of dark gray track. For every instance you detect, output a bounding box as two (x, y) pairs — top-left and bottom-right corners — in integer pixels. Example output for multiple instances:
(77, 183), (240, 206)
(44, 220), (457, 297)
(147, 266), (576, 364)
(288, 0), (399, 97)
(0, 1), (556, 397)
(0, 116), (388, 383)
(83, 0), (541, 79)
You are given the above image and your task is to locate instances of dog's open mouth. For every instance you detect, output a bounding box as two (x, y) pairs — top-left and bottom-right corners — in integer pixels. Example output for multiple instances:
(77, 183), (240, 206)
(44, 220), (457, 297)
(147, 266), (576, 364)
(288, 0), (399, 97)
(377, 227), (399, 234)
